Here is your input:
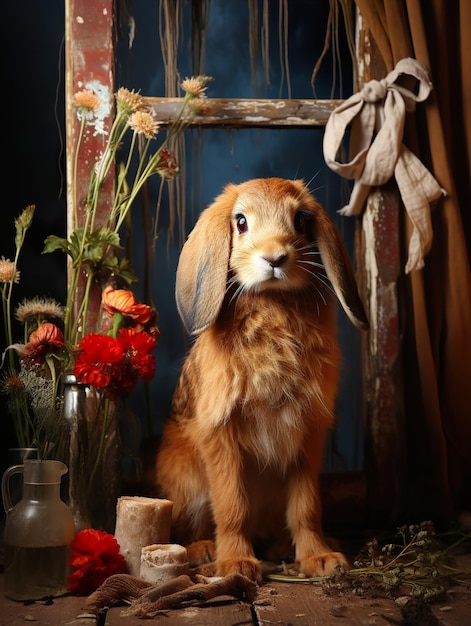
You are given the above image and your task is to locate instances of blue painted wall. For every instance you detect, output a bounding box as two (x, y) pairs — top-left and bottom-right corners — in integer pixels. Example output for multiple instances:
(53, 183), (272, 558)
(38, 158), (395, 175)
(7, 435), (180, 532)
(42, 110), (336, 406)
(115, 1), (364, 472)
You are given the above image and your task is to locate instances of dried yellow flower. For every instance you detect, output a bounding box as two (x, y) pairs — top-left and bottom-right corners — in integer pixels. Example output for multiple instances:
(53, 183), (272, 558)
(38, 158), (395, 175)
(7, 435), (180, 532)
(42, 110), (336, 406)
(128, 110), (160, 139)
(115, 87), (146, 115)
(181, 75), (212, 98)
(16, 297), (65, 324)
(189, 98), (210, 115)
(0, 257), (19, 284)
(74, 89), (101, 113)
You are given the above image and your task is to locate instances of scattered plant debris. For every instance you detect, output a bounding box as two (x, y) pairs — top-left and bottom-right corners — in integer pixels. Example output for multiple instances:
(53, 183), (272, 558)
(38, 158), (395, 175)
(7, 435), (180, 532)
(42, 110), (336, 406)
(266, 521), (471, 603)
(336, 522), (470, 601)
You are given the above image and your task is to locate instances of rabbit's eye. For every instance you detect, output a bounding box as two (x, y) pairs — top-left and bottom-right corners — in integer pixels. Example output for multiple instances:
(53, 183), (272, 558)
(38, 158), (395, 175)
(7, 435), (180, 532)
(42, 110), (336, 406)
(294, 210), (310, 234)
(236, 213), (248, 234)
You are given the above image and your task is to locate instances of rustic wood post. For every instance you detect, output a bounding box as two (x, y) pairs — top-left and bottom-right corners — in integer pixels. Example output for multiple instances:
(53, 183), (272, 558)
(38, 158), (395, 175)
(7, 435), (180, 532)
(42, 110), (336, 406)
(64, 0), (115, 334)
(356, 14), (405, 525)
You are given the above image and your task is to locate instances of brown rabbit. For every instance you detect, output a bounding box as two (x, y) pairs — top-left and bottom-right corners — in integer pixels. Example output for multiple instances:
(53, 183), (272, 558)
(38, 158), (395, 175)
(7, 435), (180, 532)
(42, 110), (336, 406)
(156, 178), (368, 583)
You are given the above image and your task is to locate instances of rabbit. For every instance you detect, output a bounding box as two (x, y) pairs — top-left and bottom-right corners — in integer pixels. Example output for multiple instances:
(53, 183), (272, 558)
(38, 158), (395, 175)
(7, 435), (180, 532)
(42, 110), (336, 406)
(155, 177), (368, 583)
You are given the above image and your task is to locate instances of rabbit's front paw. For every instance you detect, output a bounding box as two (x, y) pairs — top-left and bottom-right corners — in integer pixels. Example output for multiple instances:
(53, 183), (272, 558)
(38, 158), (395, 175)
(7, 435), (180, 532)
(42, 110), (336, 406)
(216, 556), (262, 583)
(299, 551), (349, 577)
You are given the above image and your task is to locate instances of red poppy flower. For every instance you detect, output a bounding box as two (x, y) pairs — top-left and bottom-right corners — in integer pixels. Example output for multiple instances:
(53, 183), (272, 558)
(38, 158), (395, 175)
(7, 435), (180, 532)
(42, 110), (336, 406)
(118, 328), (156, 379)
(102, 285), (153, 329)
(116, 328), (156, 393)
(73, 334), (125, 389)
(21, 322), (64, 365)
(67, 529), (126, 595)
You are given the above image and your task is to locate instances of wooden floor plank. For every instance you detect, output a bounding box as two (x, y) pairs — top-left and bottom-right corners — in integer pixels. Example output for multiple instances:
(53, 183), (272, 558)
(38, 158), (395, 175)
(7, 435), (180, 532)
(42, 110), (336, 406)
(2, 582), (470, 626)
(105, 597), (254, 625)
(1, 556), (470, 626)
(253, 581), (403, 625)
(0, 592), (94, 626)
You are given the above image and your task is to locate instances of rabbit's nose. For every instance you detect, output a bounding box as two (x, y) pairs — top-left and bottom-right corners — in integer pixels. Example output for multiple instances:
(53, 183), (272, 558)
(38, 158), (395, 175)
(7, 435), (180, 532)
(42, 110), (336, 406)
(263, 253), (288, 268)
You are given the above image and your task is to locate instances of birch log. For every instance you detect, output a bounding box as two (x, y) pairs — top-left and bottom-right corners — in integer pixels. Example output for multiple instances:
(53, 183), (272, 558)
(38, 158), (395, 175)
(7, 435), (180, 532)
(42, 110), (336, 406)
(140, 544), (189, 584)
(114, 496), (173, 576)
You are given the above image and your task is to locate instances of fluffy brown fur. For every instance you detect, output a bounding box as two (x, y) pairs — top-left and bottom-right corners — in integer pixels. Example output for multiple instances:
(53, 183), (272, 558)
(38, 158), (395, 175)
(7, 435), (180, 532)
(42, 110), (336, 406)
(156, 178), (368, 583)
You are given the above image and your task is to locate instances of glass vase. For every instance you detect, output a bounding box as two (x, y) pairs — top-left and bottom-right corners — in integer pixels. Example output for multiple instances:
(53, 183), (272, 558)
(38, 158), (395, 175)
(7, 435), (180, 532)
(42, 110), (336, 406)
(62, 373), (121, 533)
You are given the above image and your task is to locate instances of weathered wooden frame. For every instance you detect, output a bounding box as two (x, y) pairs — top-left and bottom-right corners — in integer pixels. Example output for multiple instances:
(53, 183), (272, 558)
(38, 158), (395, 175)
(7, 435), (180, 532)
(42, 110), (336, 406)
(143, 97), (341, 128)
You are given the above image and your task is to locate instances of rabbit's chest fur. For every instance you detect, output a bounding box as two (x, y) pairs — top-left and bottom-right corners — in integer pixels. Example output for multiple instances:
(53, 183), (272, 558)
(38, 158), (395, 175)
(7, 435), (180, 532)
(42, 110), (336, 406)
(178, 292), (340, 467)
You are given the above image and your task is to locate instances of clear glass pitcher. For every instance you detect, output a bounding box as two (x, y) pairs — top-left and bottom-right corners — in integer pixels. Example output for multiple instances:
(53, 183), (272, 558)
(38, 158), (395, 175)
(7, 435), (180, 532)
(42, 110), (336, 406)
(2, 459), (76, 601)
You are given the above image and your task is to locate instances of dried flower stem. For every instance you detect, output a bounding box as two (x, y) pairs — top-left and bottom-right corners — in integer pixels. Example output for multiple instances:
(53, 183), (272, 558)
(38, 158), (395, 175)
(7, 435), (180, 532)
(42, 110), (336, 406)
(1, 207), (36, 447)
(52, 80), (213, 347)
(1, 279), (15, 372)
(87, 112), (130, 231)
(265, 524), (471, 604)
(87, 395), (115, 491)
(72, 114), (87, 228)
(2, 208), (34, 371)
(112, 91), (194, 233)
(67, 269), (95, 350)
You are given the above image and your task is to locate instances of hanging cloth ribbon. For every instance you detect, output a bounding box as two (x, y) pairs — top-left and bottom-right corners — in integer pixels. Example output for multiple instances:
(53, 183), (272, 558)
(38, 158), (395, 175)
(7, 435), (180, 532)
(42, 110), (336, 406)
(323, 57), (446, 273)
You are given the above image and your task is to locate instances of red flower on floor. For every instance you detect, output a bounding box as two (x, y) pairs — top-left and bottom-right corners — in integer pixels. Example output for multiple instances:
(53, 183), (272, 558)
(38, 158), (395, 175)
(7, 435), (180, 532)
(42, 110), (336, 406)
(67, 529), (126, 595)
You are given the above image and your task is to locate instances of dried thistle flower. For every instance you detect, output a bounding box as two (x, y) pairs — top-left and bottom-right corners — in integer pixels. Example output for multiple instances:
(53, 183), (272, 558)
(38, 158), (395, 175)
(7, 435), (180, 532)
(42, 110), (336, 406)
(0, 257), (19, 284)
(74, 89), (101, 117)
(115, 87), (146, 115)
(1, 372), (24, 396)
(181, 75), (212, 98)
(188, 97), (210, 115)
(128, 110), (160, 139)
(16, 297), (65, 324)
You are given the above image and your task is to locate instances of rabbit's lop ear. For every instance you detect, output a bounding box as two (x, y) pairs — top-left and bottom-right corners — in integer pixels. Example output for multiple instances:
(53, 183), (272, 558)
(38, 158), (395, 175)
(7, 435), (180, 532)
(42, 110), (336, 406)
(315, 210), (369, 330)
(175, 184), (237, 335)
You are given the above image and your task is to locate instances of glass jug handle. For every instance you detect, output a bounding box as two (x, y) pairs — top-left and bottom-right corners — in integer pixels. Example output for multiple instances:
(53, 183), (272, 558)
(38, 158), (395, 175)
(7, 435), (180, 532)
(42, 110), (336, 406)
(1, 464), (24, 513)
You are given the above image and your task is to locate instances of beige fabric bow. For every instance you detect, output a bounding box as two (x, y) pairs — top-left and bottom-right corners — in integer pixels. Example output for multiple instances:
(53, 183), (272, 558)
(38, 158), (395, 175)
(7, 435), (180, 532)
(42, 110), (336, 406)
(323, 57), (446, 273)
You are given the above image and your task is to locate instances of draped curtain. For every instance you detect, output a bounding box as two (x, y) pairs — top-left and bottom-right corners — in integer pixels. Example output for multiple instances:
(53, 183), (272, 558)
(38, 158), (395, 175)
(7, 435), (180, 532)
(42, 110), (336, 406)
(354, 0), (471, 523)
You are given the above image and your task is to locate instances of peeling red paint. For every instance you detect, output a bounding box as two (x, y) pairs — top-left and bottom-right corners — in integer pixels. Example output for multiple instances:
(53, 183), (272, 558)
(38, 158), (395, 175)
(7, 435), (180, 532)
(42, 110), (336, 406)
(65, 0), (115, 334)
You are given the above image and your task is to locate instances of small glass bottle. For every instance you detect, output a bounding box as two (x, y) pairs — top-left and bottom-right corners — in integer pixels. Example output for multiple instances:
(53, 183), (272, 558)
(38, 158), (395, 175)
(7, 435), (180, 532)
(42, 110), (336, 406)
(2, 459), (76, 601)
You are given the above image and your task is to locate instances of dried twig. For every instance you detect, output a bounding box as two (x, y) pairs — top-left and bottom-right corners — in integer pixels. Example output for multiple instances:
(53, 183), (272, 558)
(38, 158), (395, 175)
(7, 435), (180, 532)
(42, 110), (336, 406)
(324, 522), (471, 602)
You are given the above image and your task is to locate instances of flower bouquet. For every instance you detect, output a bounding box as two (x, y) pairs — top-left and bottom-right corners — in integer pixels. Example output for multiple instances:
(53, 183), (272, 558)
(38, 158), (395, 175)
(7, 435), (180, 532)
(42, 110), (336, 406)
(1, 75), (212, 532)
